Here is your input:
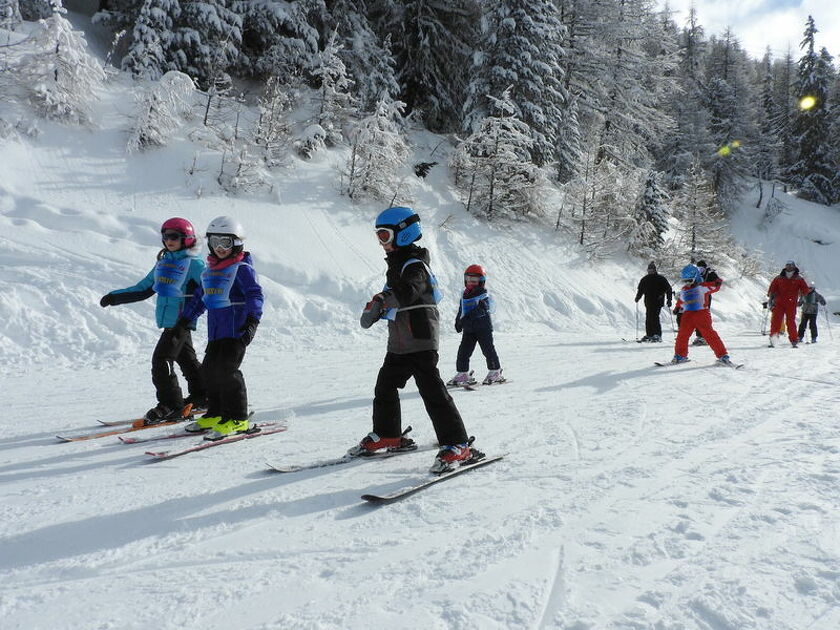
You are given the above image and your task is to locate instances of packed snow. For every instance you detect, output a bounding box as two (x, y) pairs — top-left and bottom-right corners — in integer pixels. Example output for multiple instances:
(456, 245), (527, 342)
(2, 18), (840, 630)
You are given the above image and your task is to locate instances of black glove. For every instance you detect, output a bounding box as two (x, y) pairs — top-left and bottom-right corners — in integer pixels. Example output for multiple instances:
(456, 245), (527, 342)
(239, 315), (259, 346)
(100, 293), (115, 307)
(667, 300), (672, 307)
(762, 301), (768, 309)
(455, 319), (463, 333)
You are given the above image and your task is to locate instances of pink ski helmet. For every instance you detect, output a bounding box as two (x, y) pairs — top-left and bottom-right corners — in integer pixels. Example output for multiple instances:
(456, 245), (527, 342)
(160, 217), (197, 248)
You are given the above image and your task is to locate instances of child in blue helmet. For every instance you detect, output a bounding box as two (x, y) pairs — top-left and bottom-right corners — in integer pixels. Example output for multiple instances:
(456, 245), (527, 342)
(671, 264), (732, 365)
(354, 206), (484, 474)
(99, 218), (206, 423)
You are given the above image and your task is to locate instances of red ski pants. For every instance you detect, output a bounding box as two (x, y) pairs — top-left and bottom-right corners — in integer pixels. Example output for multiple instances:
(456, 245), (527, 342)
(675, 310), (727, 358)
(770, 303), (798, 343)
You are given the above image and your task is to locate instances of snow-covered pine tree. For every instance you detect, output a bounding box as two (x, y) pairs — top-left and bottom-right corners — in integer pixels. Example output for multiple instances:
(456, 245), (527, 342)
(703, 29), (756, 213)
(554, 0), (604, 182)
(93, 0), (142, 33)
(754, 49), (781, 186)
(1, 0), (22, 29)
(252, 74), (294, 167)
(19, 0), (52, 21)
(628, 170), (669, 257)
(326, 0), (399, 112)
(231, 0), (323, 81)
(172, 0), (241, 89)
(771, 48), (797, 183)
(311, 29), (355, 147)
(791, 17), (837, 206)
(451, 86), (550, 220)
(126, 70), (195, 152)
(121, 0), (180, 81)
(671, 159), (732, 260)
(371, 0), (479, 132)
(16, 6), (106, 124)
(593, 0), (676, 170)
(463, 0), (568, 167)
(656, 5), (713, 189)
(342, 95), (408, 201)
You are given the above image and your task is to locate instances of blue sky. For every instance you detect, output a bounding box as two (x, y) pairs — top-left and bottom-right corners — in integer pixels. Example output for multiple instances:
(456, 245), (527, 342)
(658, 0), (839, 62)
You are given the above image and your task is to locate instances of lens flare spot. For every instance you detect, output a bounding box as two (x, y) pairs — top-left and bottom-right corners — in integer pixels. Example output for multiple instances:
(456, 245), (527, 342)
(799, 95), (817, 110)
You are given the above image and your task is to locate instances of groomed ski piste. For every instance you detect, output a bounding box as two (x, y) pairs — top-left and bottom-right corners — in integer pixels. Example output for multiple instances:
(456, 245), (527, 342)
(2, 13), (840, 630)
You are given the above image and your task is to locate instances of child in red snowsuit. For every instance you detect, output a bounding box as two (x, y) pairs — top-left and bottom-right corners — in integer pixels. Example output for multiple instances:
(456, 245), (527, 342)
(767, 260), (809, 347)
(672, 265), (732, 364)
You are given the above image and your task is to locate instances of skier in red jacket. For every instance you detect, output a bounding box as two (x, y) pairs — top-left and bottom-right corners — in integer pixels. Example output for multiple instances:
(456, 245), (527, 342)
(767, 260), (809, 347)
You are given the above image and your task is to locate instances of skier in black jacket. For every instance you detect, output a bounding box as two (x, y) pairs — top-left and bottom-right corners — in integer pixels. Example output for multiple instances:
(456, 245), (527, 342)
(634, 262), (673, 342)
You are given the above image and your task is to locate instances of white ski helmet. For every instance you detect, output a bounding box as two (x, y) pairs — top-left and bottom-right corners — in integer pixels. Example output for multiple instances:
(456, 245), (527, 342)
(206, 216), (245, 245)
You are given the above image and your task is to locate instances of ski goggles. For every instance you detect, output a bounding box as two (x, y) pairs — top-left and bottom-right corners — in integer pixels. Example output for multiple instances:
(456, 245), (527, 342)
(208, 234), (235, 250)
(161, 231), (184, 241)
(375, 227), (395, 245)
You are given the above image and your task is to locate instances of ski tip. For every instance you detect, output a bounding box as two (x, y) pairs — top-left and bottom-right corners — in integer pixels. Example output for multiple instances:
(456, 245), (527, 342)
(55, 435), (73, 442)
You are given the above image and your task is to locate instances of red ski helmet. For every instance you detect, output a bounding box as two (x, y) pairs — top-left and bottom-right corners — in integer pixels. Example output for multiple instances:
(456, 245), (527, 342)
(160, 217), (197, 248)
(464, 264), (487, 285)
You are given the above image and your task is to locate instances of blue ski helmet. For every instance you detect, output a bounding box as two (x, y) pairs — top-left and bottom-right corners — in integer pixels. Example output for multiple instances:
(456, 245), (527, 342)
(680, 264), (701, 283)
(375, 206), (422, 247)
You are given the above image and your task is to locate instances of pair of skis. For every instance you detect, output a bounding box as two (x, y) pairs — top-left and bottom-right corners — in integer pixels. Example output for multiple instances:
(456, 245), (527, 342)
(654, 359), (744, 369)
(265, 436), (505, 504)
(56, 405), (203, 442)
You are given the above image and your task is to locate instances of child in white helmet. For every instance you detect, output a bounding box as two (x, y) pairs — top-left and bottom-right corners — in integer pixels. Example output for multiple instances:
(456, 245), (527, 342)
(178, 216), (264, 439)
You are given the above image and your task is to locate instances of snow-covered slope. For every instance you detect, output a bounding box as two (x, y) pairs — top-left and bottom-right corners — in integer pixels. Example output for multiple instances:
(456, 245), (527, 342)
(2, 15), (839, 630)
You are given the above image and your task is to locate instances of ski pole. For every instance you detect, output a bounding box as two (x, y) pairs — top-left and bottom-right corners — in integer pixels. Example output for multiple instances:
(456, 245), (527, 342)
(635, 301), (639, 341)
(823, 305), (833, 340)
(668, 304), (676, 335)
(761, 305), (769, 336)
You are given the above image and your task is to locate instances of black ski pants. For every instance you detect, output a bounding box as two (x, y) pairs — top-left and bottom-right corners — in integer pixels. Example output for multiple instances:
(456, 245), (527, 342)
(456, 329), (500, 372)
(373, 350), (468, 446)
(797, 313), (818, 341)
(644, 303), (663, 337)
(151, 327), (204, 409)
(202, 337), (248, 420)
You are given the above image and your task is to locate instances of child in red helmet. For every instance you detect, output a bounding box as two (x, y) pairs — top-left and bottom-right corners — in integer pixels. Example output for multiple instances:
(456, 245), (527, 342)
(99, 218), (206, 422)
(447, 264), (504, 386)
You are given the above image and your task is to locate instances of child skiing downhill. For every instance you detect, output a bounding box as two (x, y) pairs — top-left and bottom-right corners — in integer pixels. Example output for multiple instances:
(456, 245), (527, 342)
(797, 282), (826, 343)
(99, 218), (206, 423)
(354, 206), (484, 474)
(767, 260), (809, 348)
(670, 264), (734, 366)
(447, 264), (504, 386)
(177, 216), (264, 440)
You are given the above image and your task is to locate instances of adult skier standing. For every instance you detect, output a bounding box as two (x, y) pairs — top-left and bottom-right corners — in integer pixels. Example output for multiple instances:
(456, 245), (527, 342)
(353, 206), (484, 474)
(767, 260), (809, 347)
(634, 262), (673, 342)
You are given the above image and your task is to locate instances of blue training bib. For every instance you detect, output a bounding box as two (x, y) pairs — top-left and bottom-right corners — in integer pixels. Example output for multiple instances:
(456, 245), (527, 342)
(153, 256), (191, 297)
(201, 263), (241, 309)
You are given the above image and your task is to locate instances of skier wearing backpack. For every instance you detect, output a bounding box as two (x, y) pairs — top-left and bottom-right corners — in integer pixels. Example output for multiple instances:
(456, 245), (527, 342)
(99, 218), (206, 423)
(447, 264), (504, 387)
(767, 260), (809, 347)
(797, 282), (826, 343)
(354, 206), (484, 474)
(670, 264), (734, 365)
